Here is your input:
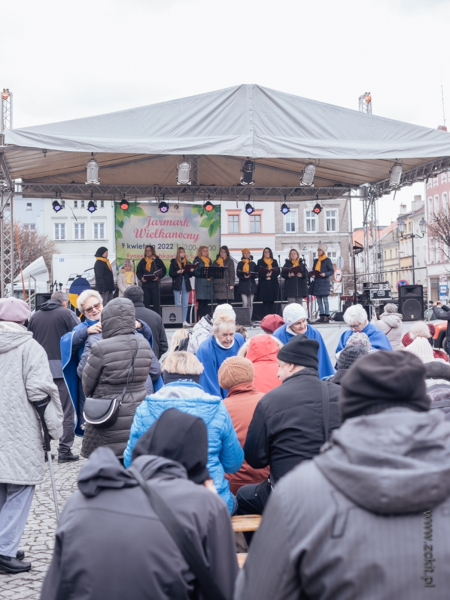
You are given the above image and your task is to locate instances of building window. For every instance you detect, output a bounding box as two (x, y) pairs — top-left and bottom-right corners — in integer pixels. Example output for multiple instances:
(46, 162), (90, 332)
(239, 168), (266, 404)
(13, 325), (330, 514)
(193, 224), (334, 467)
(228, 214), (239, 234)
(81, 200), (85, 209)
(74, 200), (78, 208)
(93, 222), (105, 240)
(54, 223), (66, 240)
(434, 195), (440, 215)
(23, 223), (35, 231)
(100, 200), (104, 208)
(284, 212), (296, 233)
(26, 202), (32, 211)
(250, 214), (261, 233)
(326, 210), (337, 232)
(443, 192), (448, 214)
(305, 211), (317, 232)
(74, 222), (85, 240)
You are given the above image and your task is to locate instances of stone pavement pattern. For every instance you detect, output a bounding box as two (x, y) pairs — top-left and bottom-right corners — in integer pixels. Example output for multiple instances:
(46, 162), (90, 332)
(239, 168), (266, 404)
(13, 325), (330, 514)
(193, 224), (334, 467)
(0, 438), (85, 600)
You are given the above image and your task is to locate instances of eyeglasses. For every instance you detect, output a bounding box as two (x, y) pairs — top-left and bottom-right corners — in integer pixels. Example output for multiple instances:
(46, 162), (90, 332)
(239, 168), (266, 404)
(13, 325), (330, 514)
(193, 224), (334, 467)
(350, 323), (363, 331)
(84, 302), (101, 314)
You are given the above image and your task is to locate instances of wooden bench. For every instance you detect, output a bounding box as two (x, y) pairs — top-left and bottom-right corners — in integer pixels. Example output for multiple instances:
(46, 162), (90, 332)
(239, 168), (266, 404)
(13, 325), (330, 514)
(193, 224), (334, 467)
(231, 515), (262, 568)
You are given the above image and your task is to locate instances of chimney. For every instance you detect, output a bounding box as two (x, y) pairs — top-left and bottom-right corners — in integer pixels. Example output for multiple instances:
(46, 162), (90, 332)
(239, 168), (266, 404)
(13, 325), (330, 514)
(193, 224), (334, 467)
(438, 125), (448, 131)
(399, 203), (407, 215)
(412, 195), (424, 212)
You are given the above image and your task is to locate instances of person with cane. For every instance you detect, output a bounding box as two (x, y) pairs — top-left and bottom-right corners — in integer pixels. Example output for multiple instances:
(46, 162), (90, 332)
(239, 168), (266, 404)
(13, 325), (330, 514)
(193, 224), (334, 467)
(0, 298), (63, 574)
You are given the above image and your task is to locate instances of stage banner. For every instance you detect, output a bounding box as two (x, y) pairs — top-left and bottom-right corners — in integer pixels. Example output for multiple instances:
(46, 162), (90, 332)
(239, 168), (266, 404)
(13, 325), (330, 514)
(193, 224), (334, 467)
(115, 202), (221, 271)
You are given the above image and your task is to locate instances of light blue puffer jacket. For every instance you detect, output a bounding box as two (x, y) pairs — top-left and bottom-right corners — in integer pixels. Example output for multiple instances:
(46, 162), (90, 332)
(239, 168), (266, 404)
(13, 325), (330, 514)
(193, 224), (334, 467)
(123, 380), (244, 513)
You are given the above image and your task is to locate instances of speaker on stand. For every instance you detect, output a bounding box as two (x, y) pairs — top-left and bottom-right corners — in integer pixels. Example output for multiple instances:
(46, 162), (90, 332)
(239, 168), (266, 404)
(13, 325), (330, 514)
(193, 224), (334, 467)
(398, 285), (424, 321)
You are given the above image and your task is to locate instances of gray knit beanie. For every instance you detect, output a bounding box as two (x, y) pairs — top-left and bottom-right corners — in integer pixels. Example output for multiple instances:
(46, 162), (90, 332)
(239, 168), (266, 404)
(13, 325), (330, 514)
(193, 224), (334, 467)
(337, 345), (369, 370)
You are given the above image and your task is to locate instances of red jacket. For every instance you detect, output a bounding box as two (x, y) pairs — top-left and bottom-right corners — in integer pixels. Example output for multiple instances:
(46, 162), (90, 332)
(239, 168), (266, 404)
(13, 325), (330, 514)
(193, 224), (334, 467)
(247, 335), (282, 394)
(224, 382), (269, 494)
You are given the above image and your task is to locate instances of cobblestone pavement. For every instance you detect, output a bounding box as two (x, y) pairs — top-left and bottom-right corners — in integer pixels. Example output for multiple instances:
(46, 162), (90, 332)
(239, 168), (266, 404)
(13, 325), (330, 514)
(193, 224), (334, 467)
(0, 437), (85, 599)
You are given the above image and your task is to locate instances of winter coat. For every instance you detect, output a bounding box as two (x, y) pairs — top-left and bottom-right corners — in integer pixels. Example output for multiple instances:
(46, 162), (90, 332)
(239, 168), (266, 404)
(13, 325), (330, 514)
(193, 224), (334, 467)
(117, 267), (139, 297)
(336, 322), (392, 353)
(0, 322), (63, 485)
(94, 258), (115, 293)
(281, 259), (308, 299)
(235, 408), (450, 600)
(244, 368), (341, 484)
(187, 315), (213, 353)
(136, 257), (167, 289)
(212, 255), (235, 301)
(80, 299), (153, 459)
(193, 257), (213, 300)
(246, 335), (281, 394)
(28, 299), (79, 378)
(123, 380), (244, 513)
(224, 382), (269, 494)
(237, 259), (257, 296)
(195, 333), (246, 399)
(132, 302), (168, 359)
(373, 311), (403, 350)
(168, 258), (193, 293)
(41, 448), (238, 600)
(256, 258), (280, 302)
(310, 256), (334, 296)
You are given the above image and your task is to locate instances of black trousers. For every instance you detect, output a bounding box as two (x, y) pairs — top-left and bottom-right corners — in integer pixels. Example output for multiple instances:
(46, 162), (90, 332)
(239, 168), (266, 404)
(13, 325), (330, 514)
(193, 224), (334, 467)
(262, 301), (276, 316)
(143, 286), (161, 315)
(197, 299), (211, 319)
(55, 378), (75, 456)
(236, 480), (272, 545)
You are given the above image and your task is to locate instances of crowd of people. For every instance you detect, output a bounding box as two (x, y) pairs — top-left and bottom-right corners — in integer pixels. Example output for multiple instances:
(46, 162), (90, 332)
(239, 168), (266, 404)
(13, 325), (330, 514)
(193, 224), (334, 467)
(2, 275), (450, 598)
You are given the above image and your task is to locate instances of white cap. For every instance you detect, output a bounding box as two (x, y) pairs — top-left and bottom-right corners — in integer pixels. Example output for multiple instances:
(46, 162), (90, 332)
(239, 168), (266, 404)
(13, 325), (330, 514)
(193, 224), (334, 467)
(404, 337), (434, 363)
(283, 303), (307, 327)
(213, 303), (236, 320)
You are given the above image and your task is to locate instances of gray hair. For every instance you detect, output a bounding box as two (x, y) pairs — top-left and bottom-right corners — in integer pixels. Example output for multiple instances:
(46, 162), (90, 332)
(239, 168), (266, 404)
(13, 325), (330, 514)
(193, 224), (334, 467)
(213, 313), (236, 336)
(344, 304), (368, 326)
(51, 291), (69, 303)
(77, 289), (103, 313)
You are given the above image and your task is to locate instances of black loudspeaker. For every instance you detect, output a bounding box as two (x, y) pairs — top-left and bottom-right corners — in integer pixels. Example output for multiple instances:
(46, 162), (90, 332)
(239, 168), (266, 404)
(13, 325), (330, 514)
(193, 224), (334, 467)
(162, 305), (183, 325)
(35, 293), (52, 310)
(398, 285), (424, 321)
(234, 307), (252, 327)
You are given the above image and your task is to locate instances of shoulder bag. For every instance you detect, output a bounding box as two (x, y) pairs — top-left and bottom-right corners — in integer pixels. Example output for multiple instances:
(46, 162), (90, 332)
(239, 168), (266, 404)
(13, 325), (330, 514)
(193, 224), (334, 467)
(83, 337), (139, 429)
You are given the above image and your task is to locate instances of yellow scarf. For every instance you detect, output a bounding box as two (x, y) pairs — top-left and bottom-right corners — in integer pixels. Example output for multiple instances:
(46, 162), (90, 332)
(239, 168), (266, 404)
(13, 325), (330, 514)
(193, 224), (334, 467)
(96, 257), (111, 271)
(200, 256), (210, 267)
(263, 257), (273, 270)
(124, 271), (135, 284)
(216, 257), (224, 267)
(291, 258), (300, 267)
(242, 258), (250, 273)
(144, 256), (154, 272)
(316, 253), (327, 272)
(176, 256), (187, 270)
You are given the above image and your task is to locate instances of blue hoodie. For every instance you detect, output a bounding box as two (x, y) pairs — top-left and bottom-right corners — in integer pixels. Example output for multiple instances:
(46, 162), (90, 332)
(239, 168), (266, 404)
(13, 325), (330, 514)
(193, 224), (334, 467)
(123, 380), (244, 513)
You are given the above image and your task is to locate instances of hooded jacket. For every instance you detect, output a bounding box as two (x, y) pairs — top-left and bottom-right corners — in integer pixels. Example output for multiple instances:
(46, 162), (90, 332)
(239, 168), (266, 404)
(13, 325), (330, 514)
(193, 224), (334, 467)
(94, 253), (115, 293)
(235, 408), (450, 600)
(28, 299), (80, 378)
(40, 447), (238, 600)
(124, 286), (168, 359)
(123, 380), (244, 513)
(187, 315), (213, 353)
(246, 335), (282, 394)
(0, 322), (63, 485)
(373, 311), (403, 350)
(80, 299), (153, 459)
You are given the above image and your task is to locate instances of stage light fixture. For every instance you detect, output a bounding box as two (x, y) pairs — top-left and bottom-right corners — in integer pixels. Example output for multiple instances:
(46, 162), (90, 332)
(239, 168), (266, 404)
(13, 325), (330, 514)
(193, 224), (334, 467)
(301, 163), (316, 186)
(204, 200), (214, 212)
(245, 200), (254, 214)
(52, 200), (63, 213)
(86, 154), (100, 185)
(390, 162), (402, 186)
(120, 196), (129, 210)
(241, 160), (255, 185)
(280, 203), (290, 215)
(177, 160), (191, 185)
(159, 201), (169, 213)
(87, 200), (97, 213)
(313, 203), (322, 215)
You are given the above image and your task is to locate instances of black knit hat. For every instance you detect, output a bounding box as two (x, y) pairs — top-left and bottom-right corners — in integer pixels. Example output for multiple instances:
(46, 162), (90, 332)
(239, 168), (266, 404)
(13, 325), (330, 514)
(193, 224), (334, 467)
(131, 408), (210, 484)
(339, 351), (429, 421)
(95, 247), (108, 257)
(123, 284), (144, 304)
(277, 334), (319, 370)
(337, 345), (369, 370)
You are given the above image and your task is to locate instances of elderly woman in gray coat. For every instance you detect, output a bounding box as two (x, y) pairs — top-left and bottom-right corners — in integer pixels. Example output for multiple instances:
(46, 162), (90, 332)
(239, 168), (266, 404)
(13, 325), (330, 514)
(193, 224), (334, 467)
(80, 298), (153, 459)
(0, 298), (63, 574)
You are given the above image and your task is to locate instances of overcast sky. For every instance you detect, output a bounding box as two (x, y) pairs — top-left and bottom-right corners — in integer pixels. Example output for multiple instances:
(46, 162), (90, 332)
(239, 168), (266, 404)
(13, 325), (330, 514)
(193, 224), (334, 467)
(3, 0), (449, 227)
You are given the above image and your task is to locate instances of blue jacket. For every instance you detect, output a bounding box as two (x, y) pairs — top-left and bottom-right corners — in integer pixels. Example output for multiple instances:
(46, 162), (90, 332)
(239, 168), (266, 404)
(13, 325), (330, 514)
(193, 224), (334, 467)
(273, 324), (335, 379)
(195, 333), (246, 399)
(336, 322), (393, 353)
(123, 381), (244, 513)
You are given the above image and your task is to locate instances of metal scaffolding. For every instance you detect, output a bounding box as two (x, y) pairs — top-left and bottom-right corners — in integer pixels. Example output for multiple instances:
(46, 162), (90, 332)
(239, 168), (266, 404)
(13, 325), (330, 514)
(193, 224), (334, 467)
(361, 186), (381, 283)
(358, 92), (372, 114)
(0, 89), (14, 297)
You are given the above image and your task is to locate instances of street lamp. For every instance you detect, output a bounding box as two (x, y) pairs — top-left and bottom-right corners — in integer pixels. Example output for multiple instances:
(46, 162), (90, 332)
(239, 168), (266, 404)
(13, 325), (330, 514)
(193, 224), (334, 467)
(397, 215), (426, 284)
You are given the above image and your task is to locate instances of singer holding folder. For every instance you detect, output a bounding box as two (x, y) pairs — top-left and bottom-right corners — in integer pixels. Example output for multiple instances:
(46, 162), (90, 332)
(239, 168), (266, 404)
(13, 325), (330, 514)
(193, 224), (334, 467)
(256, 248), (280, 317)
(282, 249), (308, 304)
(168, 247), (194, 326)
(193, 246), (213, 319)
(136, 245), (166, 315)
(237, 248), (257, 318)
